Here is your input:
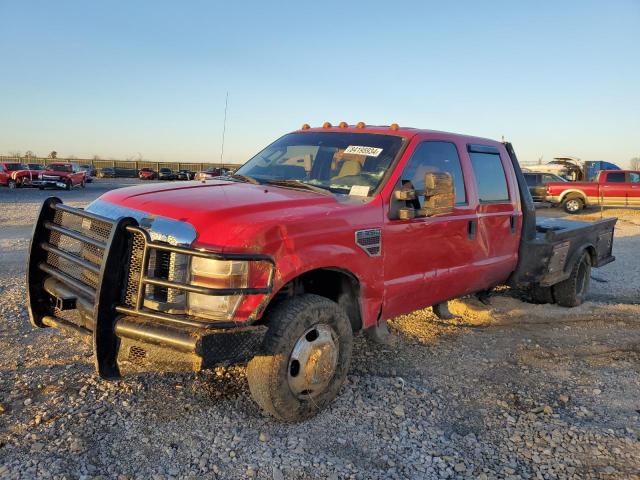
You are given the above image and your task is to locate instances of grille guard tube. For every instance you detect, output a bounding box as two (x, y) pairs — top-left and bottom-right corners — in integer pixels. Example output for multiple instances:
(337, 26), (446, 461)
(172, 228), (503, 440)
(26, 198), (276, 379)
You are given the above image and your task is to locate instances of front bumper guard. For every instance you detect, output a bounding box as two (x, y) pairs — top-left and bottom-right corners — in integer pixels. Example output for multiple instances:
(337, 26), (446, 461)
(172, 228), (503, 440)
(27, 197), (274, 378)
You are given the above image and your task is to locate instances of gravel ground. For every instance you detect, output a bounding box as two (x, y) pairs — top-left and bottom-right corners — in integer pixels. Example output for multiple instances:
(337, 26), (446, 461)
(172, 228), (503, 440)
(0, 185), (639, 479)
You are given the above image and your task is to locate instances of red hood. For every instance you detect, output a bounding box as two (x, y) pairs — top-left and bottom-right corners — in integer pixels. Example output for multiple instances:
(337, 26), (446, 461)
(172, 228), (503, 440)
(97, 179), (360, 251)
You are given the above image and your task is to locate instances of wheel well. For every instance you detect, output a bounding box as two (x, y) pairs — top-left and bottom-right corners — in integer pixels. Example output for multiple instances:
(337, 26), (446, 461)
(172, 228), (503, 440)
(584, 245), (597, 265)
(561, 191), (586, 203)
(266, 268), (362, 332)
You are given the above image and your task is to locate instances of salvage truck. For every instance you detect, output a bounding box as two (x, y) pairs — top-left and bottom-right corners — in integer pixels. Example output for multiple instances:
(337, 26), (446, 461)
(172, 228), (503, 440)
(27, 123), (617, 421)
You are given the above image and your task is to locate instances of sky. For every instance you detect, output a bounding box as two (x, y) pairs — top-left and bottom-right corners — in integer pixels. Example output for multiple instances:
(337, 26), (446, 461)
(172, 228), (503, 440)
(1, 1), (638, 167)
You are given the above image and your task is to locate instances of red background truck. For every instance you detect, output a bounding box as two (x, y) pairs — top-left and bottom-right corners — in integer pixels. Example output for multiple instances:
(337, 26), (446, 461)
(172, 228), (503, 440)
(26, 124), (616, 420)
(31, 163), (87, 190)
(0, 162), (26, 187)
(546, 170), (640, 213)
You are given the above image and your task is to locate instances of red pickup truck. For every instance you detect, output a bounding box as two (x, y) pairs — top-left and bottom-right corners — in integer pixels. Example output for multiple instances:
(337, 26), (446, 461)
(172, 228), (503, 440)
(546, 170), (640, 213)
(0, 162), (27, 187)
(26, 124), (617, 420)
(30, 163), (87, 190)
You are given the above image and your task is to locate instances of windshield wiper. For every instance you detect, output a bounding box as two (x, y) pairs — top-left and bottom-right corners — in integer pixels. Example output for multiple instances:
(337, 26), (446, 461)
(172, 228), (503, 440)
(265, 179), (333, 196)
(224, 173), (260, 184)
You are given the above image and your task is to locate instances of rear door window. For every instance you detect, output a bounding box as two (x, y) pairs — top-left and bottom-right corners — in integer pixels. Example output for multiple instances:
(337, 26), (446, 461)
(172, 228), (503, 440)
(606, 172), (626, 183)
(468, 148), (510, 203)
(627, 172), (640, 183)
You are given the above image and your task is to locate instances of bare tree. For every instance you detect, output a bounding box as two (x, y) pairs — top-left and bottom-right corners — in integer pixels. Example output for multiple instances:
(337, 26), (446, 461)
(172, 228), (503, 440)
(630, 156), (640, 170)
(25, 150), (34, 160)
(48, 151), (57, 159)
(92, 155), (101, 161)
(8, 150), (21, 158)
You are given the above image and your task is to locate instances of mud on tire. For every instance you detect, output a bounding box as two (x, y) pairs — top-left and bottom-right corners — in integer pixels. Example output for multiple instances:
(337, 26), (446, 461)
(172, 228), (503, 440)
(246, 294), (353, 421)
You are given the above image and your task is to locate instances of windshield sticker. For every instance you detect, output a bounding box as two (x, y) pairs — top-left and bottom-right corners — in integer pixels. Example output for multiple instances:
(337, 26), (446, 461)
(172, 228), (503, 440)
(349, 185), (370, 197)
(344, 146), (383, 157)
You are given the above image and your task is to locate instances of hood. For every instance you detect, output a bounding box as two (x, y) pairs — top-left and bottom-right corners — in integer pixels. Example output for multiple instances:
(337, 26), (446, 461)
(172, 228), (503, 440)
(93, 179), (361, 250)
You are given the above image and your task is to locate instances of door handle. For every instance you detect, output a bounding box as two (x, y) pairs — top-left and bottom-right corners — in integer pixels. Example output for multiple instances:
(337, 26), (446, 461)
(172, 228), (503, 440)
(509, 215), (516, 234)
(467, 220), (477, 240)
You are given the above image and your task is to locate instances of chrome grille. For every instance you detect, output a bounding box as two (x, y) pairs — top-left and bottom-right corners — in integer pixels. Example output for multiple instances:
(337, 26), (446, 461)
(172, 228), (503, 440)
(123, 230), (146, 307)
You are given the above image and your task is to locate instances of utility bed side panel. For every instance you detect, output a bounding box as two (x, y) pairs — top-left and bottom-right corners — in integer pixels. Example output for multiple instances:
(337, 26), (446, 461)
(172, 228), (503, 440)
(511, 216), (617, 287)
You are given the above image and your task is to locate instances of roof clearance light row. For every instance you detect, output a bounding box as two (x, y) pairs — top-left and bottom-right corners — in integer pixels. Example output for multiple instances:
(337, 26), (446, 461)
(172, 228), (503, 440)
(301, 122), (400, 131)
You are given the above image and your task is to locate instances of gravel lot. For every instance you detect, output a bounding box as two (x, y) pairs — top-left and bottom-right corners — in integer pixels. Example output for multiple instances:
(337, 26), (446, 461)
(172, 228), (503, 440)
(1, 184), (639, 479)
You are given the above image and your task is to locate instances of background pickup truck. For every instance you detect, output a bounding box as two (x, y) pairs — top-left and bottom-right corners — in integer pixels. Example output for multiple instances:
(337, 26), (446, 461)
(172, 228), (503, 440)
(26, 124), (617, 421)
(9, 164), (46, 188)
(0, 162), (27, 187)
(31, 163), (87, 190)
(546, 169), (640, 213)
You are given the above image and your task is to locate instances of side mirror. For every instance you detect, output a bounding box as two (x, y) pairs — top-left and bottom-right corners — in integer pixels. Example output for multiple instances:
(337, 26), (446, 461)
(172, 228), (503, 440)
(390, 172), (455, 220)
(419, 172), (454, 217)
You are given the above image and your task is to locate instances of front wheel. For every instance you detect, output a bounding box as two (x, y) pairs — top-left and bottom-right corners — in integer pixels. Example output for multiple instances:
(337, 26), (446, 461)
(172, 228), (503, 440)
(563, 197), (584, 214)
(246, 294), (353, 421)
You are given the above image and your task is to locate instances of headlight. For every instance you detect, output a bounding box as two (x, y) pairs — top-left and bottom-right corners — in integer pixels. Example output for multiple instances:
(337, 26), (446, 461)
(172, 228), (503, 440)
(187, 258), (248, 320)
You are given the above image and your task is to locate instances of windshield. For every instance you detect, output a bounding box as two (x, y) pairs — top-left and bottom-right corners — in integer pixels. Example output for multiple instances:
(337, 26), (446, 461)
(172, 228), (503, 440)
(236, 132), (405, 195)
(28, 164), (44, 170)
(50, 164), (72, 172)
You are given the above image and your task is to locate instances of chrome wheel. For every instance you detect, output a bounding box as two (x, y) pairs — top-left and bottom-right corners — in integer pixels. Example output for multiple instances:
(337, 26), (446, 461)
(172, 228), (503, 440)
(566, 199), (581, 212)
(288, 324), (339, 399)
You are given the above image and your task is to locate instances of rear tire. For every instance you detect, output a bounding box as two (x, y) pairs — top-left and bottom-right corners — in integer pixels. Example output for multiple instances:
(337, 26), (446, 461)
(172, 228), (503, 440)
(553, 251), (591, 307)
(246, 294), (353, 422)
(530, 284), (555, 304)
(563, 196), (584, 214)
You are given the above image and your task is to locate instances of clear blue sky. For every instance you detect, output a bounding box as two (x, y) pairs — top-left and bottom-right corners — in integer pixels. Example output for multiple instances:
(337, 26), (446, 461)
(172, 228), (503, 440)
(1, 1), (638, 166)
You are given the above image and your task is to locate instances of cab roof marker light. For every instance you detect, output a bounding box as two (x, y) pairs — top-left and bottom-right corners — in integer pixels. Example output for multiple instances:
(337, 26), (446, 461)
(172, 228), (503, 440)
(356, 122), (366, 129)
(338, 121), (348, 128)
(390, 123), (400, 131)
(301, 123), (311, 130)
(322, 122), (332, 129)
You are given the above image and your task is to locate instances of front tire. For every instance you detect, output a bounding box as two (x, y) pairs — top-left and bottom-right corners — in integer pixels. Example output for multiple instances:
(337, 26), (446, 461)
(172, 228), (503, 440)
(563, 196), (584, 214)
(246, 294), (353, 421)
(553, 251), (592, 307)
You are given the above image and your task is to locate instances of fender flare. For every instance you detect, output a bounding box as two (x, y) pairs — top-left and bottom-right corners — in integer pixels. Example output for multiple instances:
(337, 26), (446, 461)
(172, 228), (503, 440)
(558, 189), (588, 204)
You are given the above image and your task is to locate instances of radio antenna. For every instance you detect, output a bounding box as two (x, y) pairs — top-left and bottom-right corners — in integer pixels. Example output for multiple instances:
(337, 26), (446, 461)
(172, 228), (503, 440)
(220, 91), (229, 168)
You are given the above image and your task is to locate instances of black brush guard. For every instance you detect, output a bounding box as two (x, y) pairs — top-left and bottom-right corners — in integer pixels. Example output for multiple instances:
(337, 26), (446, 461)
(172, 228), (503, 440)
(27, 197), (274, 378)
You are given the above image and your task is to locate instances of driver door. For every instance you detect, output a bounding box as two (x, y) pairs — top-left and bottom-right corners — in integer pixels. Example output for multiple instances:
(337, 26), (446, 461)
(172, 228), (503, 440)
(382, 140), (477, 318)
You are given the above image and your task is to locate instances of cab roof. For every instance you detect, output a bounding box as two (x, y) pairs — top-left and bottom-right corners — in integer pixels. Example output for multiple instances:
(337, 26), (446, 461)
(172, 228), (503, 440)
(293, 123), (503, 146)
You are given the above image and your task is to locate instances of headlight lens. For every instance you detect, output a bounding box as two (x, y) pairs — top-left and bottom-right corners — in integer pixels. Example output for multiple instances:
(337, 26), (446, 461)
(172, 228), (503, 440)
(187, 258), (248, 320)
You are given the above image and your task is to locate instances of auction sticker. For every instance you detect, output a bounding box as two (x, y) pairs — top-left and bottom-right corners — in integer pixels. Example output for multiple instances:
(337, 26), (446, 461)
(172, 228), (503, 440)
(344, 145), (383, 157)
(349, 185), (370, 197)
